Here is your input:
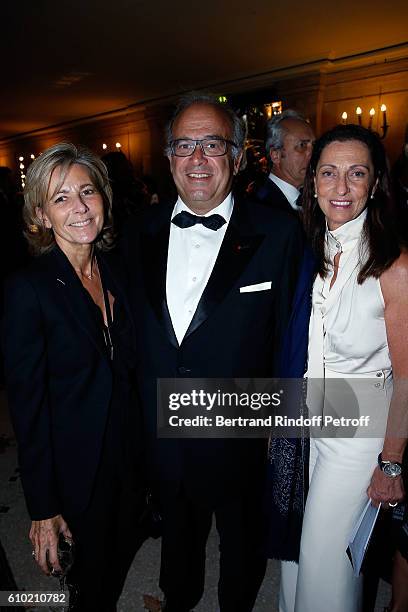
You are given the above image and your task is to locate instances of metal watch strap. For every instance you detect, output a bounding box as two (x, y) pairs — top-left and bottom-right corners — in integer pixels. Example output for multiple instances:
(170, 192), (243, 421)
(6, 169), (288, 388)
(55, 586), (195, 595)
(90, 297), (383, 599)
(378, 453), (403, 477)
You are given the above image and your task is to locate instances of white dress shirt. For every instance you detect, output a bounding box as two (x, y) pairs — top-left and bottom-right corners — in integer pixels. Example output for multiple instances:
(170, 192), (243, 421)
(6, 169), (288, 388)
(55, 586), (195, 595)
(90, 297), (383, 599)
(166, 194), (233, 344)
(269, 172), (301, 211)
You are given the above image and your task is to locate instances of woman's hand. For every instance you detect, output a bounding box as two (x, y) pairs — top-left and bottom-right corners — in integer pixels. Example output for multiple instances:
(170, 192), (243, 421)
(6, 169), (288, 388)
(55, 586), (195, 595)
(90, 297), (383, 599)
(367, 466), (405, 508)
(29, 515), (72, 575)
(369, 255), (408, 508)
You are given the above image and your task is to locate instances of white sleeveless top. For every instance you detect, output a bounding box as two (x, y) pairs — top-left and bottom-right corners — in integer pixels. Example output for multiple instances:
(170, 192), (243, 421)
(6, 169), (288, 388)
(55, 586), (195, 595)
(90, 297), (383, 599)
(307, 209), (391, 379)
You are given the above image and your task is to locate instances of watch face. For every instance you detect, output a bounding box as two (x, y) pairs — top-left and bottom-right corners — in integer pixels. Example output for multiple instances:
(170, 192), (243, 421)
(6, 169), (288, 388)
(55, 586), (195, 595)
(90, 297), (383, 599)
(383, 463), (402, 477)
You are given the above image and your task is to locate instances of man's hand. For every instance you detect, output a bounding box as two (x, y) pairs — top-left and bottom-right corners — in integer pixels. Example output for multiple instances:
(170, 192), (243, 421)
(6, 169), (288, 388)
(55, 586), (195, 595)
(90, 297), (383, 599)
(29, 514), (72, 575)
(367, 466), (405, 508)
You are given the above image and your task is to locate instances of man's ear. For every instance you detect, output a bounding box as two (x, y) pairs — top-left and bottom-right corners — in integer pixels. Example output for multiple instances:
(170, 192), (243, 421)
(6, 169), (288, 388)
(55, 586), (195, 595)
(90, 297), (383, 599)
(167, 154), (175, 175)
(233, 151), (244, 175)
(269, 148), (281, 168)
(35, 206), (52, 229)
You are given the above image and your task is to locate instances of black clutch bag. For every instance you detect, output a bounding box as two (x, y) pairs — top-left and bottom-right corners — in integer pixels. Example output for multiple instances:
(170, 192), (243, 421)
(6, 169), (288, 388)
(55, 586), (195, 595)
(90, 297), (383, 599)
(47, 533), (75, 577)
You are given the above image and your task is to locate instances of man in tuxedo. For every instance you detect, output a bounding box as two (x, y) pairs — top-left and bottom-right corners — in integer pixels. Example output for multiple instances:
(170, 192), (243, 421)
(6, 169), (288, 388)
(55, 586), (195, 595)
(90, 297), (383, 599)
(134, 94), (303, 612)
(253, 110), (314, 214)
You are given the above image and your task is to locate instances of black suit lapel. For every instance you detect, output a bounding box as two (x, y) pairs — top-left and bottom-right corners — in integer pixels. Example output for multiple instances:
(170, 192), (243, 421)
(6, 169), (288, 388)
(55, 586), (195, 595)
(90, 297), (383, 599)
(183, 199), (265, 342)
(256, 177), (296, 215)
(269, 180), (298, 216)
(97, 252), (132, 328)
(141, 208), (179, 348)
(48, 248), (108, 359)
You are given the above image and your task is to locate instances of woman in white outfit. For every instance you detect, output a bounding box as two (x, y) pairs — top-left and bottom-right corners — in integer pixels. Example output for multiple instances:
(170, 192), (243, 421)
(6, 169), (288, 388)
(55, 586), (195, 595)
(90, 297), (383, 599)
(280, 124), (408, 612)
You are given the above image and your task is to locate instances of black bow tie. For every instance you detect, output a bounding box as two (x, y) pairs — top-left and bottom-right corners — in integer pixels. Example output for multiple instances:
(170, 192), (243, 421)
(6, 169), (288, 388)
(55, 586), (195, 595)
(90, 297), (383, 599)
(172, 210), (226, 231)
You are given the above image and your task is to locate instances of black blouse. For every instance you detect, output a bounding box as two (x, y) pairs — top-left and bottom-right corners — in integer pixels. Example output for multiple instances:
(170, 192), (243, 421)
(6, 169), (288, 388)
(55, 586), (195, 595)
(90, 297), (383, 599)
(81, 274), (141, 476)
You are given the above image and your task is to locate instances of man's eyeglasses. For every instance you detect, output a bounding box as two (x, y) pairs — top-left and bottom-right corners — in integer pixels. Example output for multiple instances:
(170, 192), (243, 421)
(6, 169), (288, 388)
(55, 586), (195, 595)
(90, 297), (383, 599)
(170, 138), (237, 157)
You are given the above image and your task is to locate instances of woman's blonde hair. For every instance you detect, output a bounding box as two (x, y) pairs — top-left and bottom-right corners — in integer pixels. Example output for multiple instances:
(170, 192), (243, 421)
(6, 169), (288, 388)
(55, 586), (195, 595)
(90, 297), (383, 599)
(23, 142), (114, 255)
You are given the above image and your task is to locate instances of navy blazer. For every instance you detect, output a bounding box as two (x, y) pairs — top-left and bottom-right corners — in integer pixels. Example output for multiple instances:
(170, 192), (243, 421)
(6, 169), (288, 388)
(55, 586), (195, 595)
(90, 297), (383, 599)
(252, 176), (299, 217)
(265, 245), (316, 562)
(2, 247), (138, 520)
(278, 245), (316, 378)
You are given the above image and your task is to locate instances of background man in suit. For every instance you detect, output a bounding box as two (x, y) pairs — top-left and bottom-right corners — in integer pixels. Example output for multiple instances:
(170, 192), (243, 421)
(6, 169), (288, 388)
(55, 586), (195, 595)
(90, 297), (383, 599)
(134, 94), (303, 612)
(253, 110), (315, 214)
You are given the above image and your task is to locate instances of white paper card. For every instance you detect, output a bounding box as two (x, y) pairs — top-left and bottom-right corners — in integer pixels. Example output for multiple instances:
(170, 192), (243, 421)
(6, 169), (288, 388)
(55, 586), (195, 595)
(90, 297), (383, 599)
(347, 499), (381, 576)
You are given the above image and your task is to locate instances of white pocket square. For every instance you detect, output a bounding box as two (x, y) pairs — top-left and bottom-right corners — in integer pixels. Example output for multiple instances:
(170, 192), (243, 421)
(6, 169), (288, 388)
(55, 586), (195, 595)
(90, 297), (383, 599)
(240, 281), (272, 293)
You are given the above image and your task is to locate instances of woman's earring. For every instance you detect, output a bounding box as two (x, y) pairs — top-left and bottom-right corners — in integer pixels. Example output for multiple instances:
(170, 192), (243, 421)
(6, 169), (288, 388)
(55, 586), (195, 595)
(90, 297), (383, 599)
(314, 193), (318, 198)
(370, 193), (374, 199)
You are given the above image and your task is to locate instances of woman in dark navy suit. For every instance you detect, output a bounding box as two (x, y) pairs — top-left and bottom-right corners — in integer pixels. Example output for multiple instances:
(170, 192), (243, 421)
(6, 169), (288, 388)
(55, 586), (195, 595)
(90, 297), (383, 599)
(2, 143), (146, 611)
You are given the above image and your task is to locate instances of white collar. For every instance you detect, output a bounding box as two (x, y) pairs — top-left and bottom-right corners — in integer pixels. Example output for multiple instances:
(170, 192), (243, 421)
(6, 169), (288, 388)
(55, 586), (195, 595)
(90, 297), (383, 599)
(172, 193), (234, 222)
(269, 173), (300, 210)
(326, 208), (367, 255)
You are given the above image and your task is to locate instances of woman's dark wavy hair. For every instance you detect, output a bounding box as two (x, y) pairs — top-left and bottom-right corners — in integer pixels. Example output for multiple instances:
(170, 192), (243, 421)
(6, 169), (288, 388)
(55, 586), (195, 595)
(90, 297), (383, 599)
(303, 124), (405, 283)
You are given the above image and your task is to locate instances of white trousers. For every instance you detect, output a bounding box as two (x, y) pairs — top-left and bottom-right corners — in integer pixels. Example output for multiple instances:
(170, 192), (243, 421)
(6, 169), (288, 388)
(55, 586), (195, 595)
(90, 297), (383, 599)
(279, 436), (383, 612)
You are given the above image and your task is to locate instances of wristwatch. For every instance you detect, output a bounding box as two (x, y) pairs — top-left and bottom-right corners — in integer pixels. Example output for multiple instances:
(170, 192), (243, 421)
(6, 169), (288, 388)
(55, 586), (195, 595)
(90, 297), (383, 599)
(378, 453), (403, 478)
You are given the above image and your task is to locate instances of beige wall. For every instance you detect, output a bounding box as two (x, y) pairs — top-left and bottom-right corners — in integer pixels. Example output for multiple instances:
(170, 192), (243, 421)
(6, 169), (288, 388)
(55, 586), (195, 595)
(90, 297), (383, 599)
(0, 105), (172, 191)
(320, 57), (408, 163)
(260, 56), (408, 165)
(1, 50), (407, 186)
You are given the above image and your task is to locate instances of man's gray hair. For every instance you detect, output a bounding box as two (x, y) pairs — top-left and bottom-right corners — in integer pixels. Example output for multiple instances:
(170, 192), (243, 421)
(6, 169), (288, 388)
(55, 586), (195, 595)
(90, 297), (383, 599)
(164, 92), (247, 164)
(265, 109), (309, 156)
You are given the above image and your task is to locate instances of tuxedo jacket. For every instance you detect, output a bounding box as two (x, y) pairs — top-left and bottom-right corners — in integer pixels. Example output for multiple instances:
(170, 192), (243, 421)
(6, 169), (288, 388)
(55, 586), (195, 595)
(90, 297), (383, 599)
(252, 176), (298, 216)
(131, 197), (303, 504)
(2, 247), (138, 520)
